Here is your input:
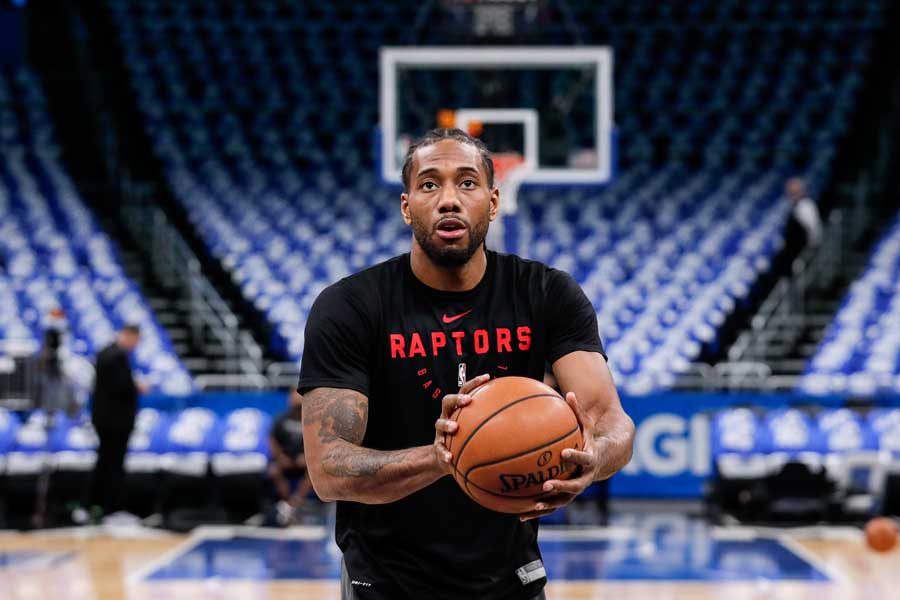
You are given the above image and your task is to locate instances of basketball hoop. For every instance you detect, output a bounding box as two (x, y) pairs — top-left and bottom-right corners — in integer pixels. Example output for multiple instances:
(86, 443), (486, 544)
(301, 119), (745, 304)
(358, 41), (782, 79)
(493, 152), (529, 214)
(488, 152), (530, 254)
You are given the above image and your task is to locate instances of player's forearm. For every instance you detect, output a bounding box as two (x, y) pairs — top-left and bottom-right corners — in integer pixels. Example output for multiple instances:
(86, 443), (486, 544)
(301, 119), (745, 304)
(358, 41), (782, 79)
(589, 406), (634, 480)
(313, 442), (442, 504)
(303, 386), (445, 503)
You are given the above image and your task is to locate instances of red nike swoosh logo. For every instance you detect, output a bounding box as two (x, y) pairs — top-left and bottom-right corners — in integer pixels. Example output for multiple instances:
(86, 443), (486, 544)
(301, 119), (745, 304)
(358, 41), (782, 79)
(442, 309), (473, 324)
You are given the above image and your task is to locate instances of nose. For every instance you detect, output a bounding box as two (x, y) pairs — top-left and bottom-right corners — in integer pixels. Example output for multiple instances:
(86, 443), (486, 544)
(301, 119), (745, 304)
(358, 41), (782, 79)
(437, 184), (462, 213)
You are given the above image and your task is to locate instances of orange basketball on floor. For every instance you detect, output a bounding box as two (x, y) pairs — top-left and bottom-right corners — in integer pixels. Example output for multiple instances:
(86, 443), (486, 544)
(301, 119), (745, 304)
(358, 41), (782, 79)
(865, 517), (899, 553)
(445, 376), (583, 514)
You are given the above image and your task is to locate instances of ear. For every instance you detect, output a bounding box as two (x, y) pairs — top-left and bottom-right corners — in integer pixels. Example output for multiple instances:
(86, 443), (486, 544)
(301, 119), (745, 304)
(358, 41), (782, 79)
(488, 186), (500, 222)
(400, 192), (412, 225)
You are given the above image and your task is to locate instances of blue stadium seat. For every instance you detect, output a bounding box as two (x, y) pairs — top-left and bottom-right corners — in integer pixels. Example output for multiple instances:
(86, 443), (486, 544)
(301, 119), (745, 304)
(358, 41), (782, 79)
(125, 408), (171, 475)
(210, 407), (273, 520)
(711, 407), (769, 479)
(210, 408), (271, 477)
(160, 407), (219, 478)
(96, 0), (883, 392)
(763, 408), (828, 472)
(802, 217), (900, 396)
(0, 67), (192, 395)
(0, 408), (21, 476)
(6, 411), (53, 477)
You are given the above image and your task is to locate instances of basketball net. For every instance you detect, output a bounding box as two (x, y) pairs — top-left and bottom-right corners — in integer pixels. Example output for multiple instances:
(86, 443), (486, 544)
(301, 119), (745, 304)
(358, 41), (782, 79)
(488, 152), (529, 255)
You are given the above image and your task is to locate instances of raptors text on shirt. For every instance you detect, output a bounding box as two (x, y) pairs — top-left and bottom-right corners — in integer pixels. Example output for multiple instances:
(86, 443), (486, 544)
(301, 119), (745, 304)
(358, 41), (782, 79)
(389, 326), (532, 358)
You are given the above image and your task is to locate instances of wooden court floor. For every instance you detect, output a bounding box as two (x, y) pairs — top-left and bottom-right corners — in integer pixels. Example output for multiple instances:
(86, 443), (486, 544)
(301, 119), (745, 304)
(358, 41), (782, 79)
(1, 525), (899, 600)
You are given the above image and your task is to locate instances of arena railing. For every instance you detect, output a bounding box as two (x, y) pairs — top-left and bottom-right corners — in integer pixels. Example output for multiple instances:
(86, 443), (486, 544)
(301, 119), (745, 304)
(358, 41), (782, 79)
(193, 373), (270, 391)
(725, 174), (872, 376)
(120, 181), (265, 384)
(674, 362), (798, 392)
(265, 362), (301, 390)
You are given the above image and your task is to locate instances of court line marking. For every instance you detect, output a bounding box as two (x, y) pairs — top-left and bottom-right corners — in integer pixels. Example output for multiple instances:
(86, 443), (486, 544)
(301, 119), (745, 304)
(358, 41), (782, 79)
(0, 525), (179, 540)
(125, 523), (854, 584)
(539, 526), (635, 541)
(712, 525), (851, 584)
(778, 535), (849, 585)
(127, 533), (206, 584)
(542, 525), (847, 583)
(127, 525), (332, 584)
(712, 525), (861, 541)
(0, 550), (75, 570)
(192, 525), (328, 541)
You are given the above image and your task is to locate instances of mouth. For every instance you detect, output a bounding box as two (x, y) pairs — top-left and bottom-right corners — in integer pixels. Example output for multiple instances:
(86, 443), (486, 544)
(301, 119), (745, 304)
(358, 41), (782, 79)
(435, 218), (467, 240)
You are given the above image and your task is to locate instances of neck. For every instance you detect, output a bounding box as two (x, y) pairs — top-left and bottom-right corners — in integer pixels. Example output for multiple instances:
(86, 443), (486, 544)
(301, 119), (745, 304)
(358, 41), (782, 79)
(410, 243), (487, 292)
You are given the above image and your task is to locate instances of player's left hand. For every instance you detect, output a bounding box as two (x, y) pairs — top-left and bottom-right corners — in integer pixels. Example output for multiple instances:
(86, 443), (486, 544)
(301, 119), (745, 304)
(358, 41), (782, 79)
(518, 391), (604, 522)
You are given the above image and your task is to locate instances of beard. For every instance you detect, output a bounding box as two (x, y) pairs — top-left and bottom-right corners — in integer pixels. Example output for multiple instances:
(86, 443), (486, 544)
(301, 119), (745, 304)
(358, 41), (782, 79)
(411, 212), (490, 268)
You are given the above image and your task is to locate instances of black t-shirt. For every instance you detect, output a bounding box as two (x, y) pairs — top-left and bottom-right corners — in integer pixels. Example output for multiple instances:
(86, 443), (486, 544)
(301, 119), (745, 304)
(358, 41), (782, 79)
(298, 250), (604, 600)
(92, 343), (138, 431)
(271, 411), (304, 458)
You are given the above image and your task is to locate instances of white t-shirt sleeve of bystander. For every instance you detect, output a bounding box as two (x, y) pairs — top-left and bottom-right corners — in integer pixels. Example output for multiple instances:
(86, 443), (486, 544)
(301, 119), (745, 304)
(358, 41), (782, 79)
(794, 198), (823, 246)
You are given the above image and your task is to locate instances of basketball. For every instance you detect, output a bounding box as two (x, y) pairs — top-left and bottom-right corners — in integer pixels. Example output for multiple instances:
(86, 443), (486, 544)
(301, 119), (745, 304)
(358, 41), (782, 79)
(445, 376), (583, 513)
(864, 517), (899, 553)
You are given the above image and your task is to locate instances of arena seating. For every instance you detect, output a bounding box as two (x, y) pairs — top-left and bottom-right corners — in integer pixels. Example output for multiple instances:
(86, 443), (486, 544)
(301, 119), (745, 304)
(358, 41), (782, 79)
(709, 405), (900, 520)
(0, 407), (20, 478)
(0, 67), (192, 395)
(802, 216), (900, 396)
(102, 0), (886, 392)
(0, 406), (273, 523)
(211, 407), (272, 520)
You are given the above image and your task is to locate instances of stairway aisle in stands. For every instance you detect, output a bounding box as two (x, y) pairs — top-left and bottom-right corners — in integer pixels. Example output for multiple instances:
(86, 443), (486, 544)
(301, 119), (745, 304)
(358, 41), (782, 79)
(25, 0), (283, 379)
(714, 1), (900, 382)
(755, 247), (876, 376)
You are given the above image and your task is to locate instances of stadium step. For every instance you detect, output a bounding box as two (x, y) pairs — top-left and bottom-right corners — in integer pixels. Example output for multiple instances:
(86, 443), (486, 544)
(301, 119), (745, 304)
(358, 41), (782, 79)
(166, 328), (189, 342)
(26, 0), (274, 382)
(99, 228), (243, 376)
(797, 343), (822, 357)
(155, 313), (181, 326)
(806, 299), (842, 313)
(147, 297), (169, 311)
(800, 315), (835, 327)
(181, 357), (253, 372)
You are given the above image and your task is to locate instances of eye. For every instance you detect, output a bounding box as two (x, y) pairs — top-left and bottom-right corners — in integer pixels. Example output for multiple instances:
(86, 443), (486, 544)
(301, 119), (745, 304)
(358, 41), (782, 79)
(460, 180), (477, 189)
(421, 181), (438, 191)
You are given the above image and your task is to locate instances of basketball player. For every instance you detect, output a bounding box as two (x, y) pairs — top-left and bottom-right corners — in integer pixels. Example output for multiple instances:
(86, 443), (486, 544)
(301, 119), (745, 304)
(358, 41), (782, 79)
(299, 128), (634, 599)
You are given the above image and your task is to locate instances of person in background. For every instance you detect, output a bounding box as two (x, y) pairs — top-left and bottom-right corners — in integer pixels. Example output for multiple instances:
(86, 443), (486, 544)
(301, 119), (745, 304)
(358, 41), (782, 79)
(30, 328), (78, 416)
(784, 177), (823, 253)
(29, 328), (79, 527)
(269, 389), (312, 525)
(85, 324), (147, 522)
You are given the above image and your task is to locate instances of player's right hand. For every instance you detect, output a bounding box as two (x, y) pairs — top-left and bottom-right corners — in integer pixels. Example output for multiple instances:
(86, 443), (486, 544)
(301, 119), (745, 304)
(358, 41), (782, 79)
(433, 373), (490, 475)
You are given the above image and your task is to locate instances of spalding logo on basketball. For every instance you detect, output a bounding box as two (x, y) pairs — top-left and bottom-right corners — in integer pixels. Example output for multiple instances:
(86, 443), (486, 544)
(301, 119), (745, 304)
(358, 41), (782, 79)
(498, 451), (578, 493)
(445, 376), (583, 514)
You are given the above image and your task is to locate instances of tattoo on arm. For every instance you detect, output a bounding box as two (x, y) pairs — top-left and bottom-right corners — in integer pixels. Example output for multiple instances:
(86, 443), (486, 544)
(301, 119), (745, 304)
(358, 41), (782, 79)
(305, 387), (416, 478)
(303, 387), (368, 445)
(321, 445), (420, 478)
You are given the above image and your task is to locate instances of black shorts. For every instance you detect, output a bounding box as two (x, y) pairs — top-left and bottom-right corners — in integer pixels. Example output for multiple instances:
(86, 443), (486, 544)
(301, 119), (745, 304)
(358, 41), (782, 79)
(339, 559), (547, 600)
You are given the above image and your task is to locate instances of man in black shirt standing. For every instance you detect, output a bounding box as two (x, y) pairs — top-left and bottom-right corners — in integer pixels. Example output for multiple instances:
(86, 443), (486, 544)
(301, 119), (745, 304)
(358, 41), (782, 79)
(299, 129), (634, 600)
(87, 324), (144, 519)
